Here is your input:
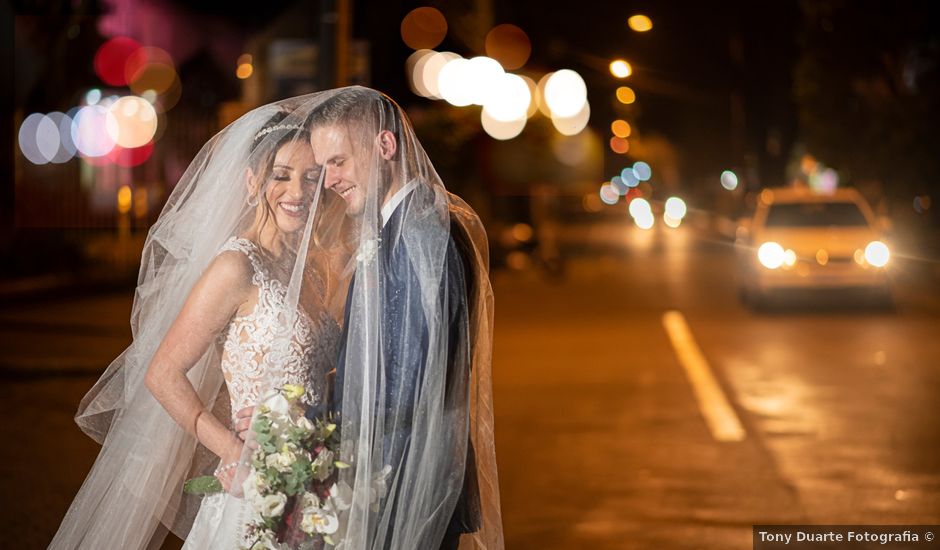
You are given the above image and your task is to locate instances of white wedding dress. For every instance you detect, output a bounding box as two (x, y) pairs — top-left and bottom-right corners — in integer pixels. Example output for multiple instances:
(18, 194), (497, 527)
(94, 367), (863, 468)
(183, 237), (340, 549)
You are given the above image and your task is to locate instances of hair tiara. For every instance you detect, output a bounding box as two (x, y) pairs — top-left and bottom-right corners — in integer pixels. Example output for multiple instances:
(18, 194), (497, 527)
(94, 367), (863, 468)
(253, 123), (306, 141)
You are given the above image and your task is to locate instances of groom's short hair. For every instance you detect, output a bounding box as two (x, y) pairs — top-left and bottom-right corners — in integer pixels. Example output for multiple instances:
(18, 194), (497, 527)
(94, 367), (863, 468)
(307, 88), (403, 155)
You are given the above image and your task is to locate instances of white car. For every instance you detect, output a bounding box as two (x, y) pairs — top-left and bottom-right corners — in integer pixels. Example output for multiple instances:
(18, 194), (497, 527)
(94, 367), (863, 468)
(737, 187), (892, 306)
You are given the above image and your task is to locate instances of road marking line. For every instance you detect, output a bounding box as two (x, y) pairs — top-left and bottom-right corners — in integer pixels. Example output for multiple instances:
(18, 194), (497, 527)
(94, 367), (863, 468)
(661, 310), (746, 442)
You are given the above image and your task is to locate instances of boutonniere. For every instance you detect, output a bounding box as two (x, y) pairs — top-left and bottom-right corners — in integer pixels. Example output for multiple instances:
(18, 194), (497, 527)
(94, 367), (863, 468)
(355, 237), (381, 264)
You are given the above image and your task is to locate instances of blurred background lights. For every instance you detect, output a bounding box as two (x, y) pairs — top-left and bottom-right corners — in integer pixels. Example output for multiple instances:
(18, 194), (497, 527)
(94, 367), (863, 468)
(484, 24), (531, 70)
(438, 57), (475, 106)
(94, 36), (141, 86)
(599, 183), (620, 205)
(913, 195), (931, 214)
(609, 136), (629, 154)
(633, 161), (652, 181)
(85, 88), (102, 105)
(236, 54), (253, 79)
(611, 119), (631, 138)
(106, 96), (158, 148)
(616, 86), (636, 104)
(19, 113), (50, 164)
(628, 197), (652, 219)
(620, 167), (639, 187)
(420, 51), (459, 99)
(551, 101), (590, 136)
(400, 7), (448, 50)
(665, 197), (687, 219)
(72, 105), (116, 157)
(480, 109), (525, 140)
(628, 15), (653, 32)
(634, 209), (655, 229)
(544, 69), (587, 117)
(609, 59), (632, 78)
(466, 56), (505, 106)
(536, 72), (554, 116)
(611, 176), (628, 195)
(864, 241), (890, 267)
(483, 73), (531, 121)
(519, 75), (540, 117)
(407, 49), (434, 96)
(721, 169), (739, 190)
(117, 185), (132, 214)
(663, 213), (682, 228)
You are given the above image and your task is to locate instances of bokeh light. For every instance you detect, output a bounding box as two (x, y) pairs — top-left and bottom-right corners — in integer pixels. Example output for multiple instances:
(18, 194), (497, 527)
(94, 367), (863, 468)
(721, 169), (739, 190)
(421, 51), (459, 99)
(665, 197), (687, 219)
(552, 132), (593, 166)
(609, 136), (629, 154)
(117, 185), (132, 214)
(483, 72), (531, 122)
(485, 24), (531, 70)
(519, 75), (540, 117)
(864, 241), (890, 267)
(616, 86), (636, 104)
(551, 101), (590, 135)
(633, 161), (652, 181)
(628, 15), (653, 32)
(466, 56), (505, 106)
(481, 109), (525, 140)
(400, 7), (448, 50)
(407, 49), (434, 96)
(512, 223), (534, 242)
(628, 197), (652, 219)
(94, 36), (141, 86)
(438, 57), (474, 106)
(236, 53), (253, 80)
(599, 183), (620, 205)
(611, 119), (631, 138)
(19, 113), (49, 164)
(108, 141), (154, 167)
(106, 96), (158, 148)
(620, 167), (639, 187)
(544, 69), (587, 117)
(663, 213), (682, 228)
(85, 88), (102, 105)
(536, 72), (554, 116)
(611, 176), (628, 195)
(609, 59), (632, 78)
(72, 105), (117, 157)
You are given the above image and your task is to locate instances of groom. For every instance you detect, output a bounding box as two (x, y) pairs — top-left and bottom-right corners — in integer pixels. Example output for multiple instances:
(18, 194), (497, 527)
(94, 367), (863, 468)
(237, 88), (479, 550)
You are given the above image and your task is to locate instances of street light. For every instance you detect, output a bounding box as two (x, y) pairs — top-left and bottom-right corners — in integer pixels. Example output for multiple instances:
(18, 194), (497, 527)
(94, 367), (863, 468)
(609, 59), (632, 78)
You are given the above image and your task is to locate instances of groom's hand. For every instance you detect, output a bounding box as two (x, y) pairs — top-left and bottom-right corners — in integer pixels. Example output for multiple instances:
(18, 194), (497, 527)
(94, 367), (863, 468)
(234, 406), (254, 442)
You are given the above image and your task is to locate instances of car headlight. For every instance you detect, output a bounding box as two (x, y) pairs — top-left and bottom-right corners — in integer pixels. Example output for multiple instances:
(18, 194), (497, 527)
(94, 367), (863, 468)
(863, 240), (890, 267)
(758, 241), (786, 269)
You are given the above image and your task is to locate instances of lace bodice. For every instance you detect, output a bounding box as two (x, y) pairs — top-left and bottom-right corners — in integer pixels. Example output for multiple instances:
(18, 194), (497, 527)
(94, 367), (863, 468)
(217, 237), (340, 418)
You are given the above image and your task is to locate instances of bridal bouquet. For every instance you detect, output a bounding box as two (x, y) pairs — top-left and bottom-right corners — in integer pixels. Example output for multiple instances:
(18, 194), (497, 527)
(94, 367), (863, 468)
(184, 384), (349, 549)
(241, 384), (349, 550)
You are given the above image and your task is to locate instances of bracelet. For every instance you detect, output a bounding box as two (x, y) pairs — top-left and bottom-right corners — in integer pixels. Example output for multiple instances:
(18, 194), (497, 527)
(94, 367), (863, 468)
(214, 461), (239, 477)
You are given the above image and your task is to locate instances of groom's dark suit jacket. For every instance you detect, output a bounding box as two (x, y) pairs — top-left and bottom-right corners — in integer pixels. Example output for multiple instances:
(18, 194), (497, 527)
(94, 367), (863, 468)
(312, 186), (481, 547)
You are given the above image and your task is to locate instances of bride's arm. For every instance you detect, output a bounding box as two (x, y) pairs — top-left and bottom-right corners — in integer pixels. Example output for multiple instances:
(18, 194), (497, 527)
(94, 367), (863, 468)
(144, 252), (252, 464)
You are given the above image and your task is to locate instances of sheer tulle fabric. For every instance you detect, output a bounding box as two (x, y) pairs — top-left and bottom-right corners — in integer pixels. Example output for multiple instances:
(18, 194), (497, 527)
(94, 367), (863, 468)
(50, 87), (502, 550)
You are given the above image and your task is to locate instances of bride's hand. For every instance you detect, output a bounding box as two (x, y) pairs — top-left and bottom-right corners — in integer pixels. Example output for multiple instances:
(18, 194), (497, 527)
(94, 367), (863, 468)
(234, 405), (255, 442)
(216, 439), (245, 495)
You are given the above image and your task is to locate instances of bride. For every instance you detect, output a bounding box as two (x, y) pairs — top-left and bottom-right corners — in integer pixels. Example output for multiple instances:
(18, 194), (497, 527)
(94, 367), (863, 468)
(50, 88), (503, 550)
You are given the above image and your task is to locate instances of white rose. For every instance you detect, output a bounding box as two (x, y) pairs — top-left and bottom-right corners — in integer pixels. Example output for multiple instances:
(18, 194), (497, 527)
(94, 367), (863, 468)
(301, 491), (321, 511)
(262, 391), (290, 415)
(259, 493), (287, 518)
(265, 450), (295, 473)
(301, 509), (339, 535)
